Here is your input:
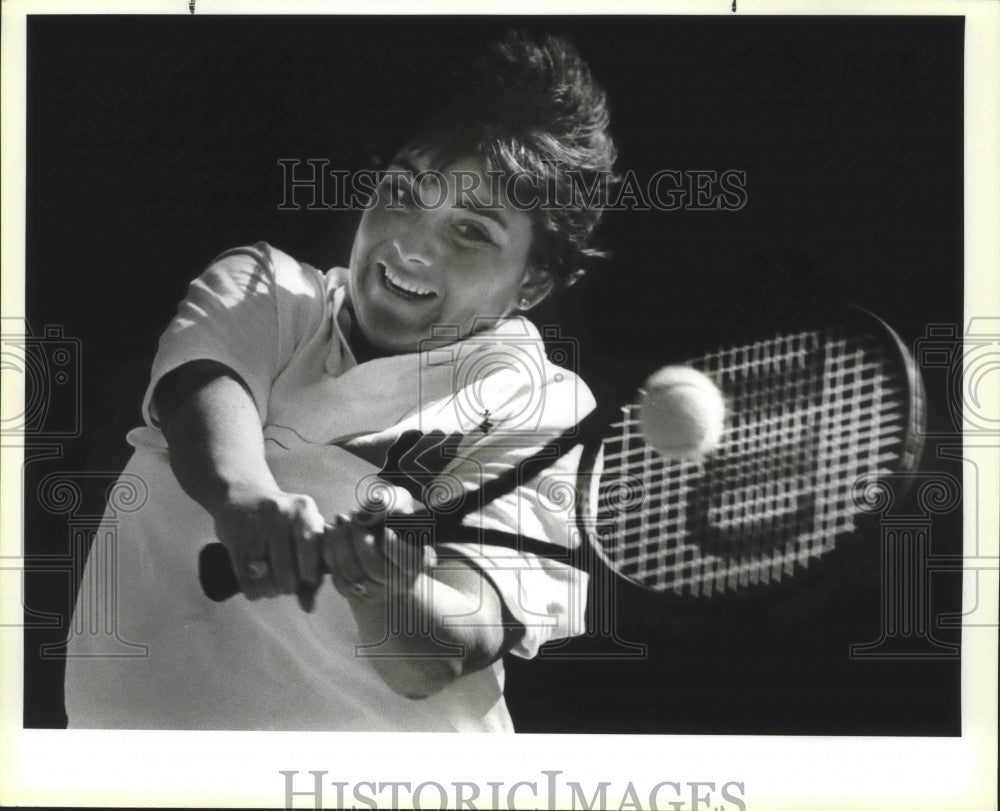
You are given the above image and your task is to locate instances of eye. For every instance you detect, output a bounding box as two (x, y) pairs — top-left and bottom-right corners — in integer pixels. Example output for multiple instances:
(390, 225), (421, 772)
(454, 221), (494, 245)
(380, 174), (416, 209)
(392, 180), (416, 208)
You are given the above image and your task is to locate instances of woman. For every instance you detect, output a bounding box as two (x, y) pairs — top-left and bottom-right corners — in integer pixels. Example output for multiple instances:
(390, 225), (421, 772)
(65, 30), (617, 731)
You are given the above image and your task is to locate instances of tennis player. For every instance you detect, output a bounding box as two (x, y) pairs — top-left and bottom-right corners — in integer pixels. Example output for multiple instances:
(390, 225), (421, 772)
(65, 30), (617, 731)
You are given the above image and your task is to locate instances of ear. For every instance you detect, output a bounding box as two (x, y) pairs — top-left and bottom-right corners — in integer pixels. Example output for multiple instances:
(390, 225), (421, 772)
(516, 266), (556, 312)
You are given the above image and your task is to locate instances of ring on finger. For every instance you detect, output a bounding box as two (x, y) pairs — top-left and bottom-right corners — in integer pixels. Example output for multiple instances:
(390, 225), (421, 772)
(349, 581), (372, 602)
(245, 559), (270, 580)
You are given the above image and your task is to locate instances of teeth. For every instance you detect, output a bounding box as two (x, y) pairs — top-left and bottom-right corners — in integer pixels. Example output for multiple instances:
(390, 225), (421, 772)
(383, 265), (435, 297)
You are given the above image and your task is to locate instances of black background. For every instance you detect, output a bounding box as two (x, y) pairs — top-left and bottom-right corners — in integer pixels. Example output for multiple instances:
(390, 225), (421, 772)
(23, 15), (964, 732)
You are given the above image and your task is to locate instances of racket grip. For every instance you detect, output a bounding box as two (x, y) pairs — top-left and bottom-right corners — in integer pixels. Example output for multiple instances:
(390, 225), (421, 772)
(198, 543), (243, 602)
(197, 511), (387, 602)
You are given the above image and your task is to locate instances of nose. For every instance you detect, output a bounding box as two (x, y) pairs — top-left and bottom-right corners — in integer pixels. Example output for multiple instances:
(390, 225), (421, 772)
(392, 219), (436, 268)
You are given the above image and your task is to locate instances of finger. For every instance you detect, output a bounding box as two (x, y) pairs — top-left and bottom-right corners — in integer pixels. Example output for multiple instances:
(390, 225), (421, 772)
(377, 485), (418, 516)
(222, 517), (275, 601)
(292, 497), (325, 588)
(350, 511), (391, 586)
(265, 510), (298, 595)
(241, 557), (277, 600)
(325, 515), (384, 602)
(382, 525), (436, 583)
(322, 515), (369, 600)
(391, 486), (417, 515)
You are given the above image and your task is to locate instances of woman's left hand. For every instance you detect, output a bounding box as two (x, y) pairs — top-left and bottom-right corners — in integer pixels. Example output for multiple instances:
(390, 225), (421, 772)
(321, 487), (436, 605)
(320, 485), (518, 699)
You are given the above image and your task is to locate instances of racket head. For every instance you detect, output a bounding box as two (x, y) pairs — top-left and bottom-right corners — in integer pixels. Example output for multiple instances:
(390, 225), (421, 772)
(578, 306), (926, 600)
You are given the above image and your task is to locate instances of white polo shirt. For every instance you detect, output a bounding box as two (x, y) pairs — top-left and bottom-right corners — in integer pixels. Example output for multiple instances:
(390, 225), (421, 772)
(65, 243), (592, 731)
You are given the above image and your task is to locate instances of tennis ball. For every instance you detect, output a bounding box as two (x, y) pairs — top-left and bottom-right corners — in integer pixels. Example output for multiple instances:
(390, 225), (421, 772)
(638, 366), (726, 460)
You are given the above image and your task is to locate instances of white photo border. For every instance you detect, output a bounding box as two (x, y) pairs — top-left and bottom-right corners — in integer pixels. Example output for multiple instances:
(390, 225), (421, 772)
(2, 1), (996, 809)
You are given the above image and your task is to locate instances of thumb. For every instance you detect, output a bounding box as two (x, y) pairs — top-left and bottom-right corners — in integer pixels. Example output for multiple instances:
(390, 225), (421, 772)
(382, 525), (437, 579)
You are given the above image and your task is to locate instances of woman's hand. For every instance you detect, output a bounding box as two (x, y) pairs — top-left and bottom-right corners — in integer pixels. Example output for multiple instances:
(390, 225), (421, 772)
(213, 483), (326, 602)
(322, 509), (437, 606)
(321, 485), (431, 605)
(320, 487), (517, 700)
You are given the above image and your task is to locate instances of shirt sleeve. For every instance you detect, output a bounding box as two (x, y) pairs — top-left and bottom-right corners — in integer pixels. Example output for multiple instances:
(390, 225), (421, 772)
(435, 366), (597, 659)
(142, 242), (327, 427)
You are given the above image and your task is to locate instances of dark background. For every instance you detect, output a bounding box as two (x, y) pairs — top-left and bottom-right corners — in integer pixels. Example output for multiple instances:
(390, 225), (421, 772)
(23, 15), (964, 732)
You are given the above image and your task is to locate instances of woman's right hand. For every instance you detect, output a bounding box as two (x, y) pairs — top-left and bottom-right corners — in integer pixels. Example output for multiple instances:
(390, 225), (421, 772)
(211, 483), (326, 603)
(155, 361), (327, 608)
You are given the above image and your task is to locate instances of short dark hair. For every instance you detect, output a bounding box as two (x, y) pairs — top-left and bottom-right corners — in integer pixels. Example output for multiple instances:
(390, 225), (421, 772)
(401, 30), (618, 288)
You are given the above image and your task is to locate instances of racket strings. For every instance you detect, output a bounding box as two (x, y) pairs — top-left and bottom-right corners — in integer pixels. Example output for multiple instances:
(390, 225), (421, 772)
(595, 326), (907, 596)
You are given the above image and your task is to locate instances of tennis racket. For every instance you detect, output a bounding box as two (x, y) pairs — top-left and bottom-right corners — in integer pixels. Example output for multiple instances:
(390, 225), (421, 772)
(199, 305), (925, 602)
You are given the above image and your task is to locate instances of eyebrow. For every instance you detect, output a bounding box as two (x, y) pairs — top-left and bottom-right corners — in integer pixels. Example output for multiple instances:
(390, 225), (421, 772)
(458, 197), (511, 230)
(388, 156), (421, 176)
(386, 157), (513, 231)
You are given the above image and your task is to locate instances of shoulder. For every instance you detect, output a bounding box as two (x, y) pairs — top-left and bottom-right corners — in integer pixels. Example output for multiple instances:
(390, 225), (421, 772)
(197, 242), (328, 302)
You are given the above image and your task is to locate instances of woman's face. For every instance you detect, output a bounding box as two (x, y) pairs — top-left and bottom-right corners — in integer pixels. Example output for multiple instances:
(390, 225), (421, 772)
(348, 152), (549, 356)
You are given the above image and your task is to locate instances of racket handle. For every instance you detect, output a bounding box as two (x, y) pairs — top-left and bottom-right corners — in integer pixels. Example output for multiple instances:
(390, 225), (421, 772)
(198, 543), (243, 602)
(197, 511), (401, 602)
(198, 513), (536, 602)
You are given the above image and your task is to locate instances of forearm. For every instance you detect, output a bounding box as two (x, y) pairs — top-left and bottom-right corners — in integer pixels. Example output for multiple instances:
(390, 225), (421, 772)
(155, 361), (326, 599)
(156, 361), (276, 514)
(349, 563), (518, 699)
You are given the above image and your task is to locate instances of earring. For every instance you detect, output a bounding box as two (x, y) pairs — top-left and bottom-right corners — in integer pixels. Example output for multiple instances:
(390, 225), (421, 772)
(519, 297), (530, 310)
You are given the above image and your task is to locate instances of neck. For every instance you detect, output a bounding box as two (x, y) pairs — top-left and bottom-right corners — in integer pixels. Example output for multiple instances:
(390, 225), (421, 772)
(347, 324), (392, 364)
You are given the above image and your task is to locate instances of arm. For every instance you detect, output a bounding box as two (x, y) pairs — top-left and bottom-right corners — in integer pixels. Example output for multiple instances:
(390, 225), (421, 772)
(158, 361), (520, 690)
(155, 360), (324, 601)
(323, 513), (525, 699)
(351, 559), (519, 699)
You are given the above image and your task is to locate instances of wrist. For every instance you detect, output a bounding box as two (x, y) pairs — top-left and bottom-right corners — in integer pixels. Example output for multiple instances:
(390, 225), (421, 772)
(202, 471), (281, 518)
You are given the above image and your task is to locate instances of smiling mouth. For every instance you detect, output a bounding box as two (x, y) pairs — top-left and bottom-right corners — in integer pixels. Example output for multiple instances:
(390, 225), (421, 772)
(378, 263), (438, 301)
